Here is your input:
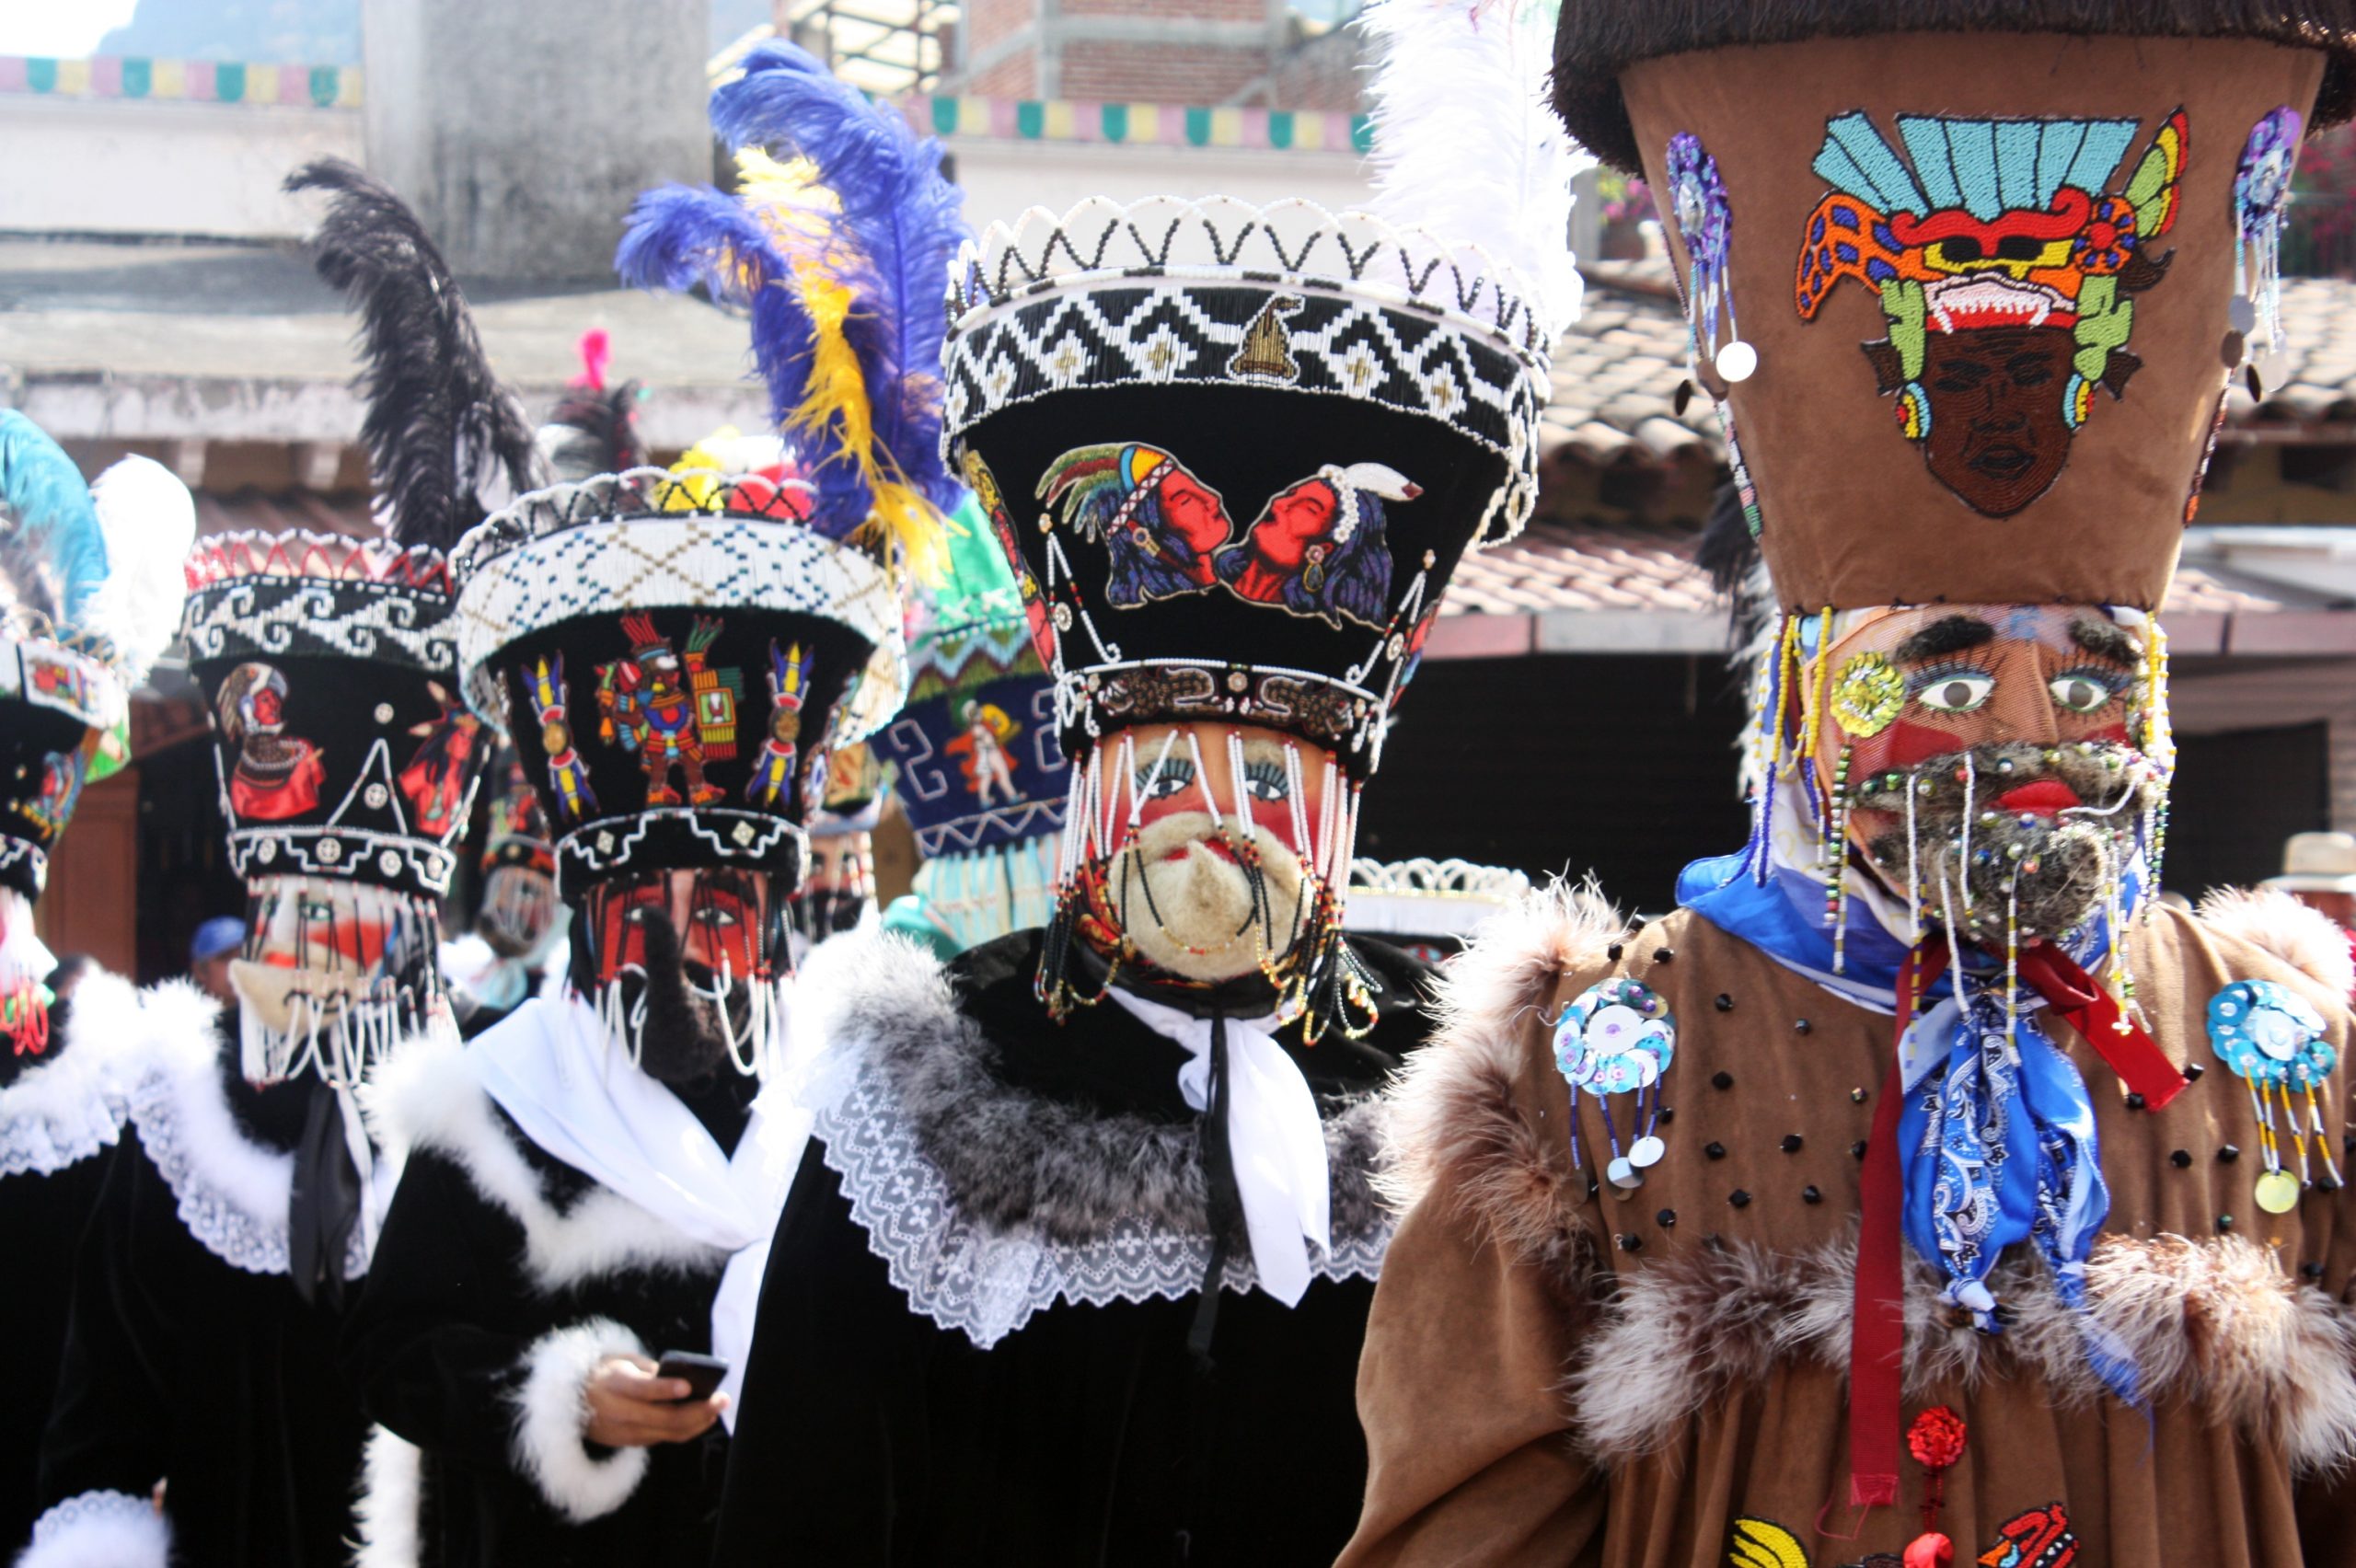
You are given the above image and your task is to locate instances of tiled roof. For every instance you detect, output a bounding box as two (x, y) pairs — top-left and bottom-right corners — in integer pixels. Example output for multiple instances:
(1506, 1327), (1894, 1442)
(1544, 262), (2356, 467)
(1435, 518), (2286, 623)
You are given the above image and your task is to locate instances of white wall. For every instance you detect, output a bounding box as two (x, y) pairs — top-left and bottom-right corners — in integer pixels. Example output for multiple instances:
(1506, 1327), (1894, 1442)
(0, 96), (363, 239)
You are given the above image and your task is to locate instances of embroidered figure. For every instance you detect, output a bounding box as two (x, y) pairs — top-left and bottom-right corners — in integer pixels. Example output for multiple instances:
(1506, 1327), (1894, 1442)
(1552, 976), (1676, 1189)
(2207, 977), (2341, 1211)
(945, 698), (1020, 805)
(1227, 293), (1304, 384)
(1795, 109), (2187, 516)
(963, 447), (1055, 664)
(1727, 1516), (1812, 1568)
(597, 613), (731, 808)
(216, 662), (326, 821)
(519, 654), (596, 823)
(396, 680), (483, 839)
(1038, 444), (1230, 608)
(1977, 1504), (2078, 1568)
(25, 747), (88, 838)
(746, 639), (808, 809)
(1213, 463), (1415, 631)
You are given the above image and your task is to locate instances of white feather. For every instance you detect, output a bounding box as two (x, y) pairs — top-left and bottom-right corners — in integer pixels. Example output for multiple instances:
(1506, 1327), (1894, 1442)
(1361, 0), (1592, 340)
(85, 455), (195, 683)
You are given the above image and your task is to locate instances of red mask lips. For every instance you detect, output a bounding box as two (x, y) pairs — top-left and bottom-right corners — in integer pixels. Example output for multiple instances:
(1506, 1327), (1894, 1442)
(1993, 779), (2083, 816)
(1161, 837), (1239, 865)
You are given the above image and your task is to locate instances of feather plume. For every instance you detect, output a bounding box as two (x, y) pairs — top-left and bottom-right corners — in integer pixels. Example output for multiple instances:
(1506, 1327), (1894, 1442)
(537, 331), (647, 485)
(1362, 0), (1591, 340)
(85, 455), (194, 682)
(0, 410), (107, 645)
(285, 158), (543, 553)
(709, 41), (968, 572)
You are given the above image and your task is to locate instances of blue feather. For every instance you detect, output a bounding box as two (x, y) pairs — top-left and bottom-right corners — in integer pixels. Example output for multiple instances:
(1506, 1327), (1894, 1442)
(0, 410), (108, 636)
(710, 41), (970, 515)
(615, 184), (874, 537)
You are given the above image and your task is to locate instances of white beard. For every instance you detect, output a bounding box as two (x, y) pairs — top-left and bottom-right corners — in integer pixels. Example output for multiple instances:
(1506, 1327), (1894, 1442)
(1109, 812), (1309, 982)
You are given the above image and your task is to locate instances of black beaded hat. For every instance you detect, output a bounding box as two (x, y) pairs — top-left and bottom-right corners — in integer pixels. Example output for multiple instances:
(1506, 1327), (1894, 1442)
(943, 198), (1553, 782)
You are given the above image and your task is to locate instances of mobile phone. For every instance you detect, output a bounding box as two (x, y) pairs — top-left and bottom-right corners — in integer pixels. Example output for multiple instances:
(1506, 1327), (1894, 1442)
(655, 1350), (730, 1403)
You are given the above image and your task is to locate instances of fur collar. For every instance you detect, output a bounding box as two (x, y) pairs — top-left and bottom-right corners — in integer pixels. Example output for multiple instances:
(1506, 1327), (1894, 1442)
(0, 970), (140, 1179)
(1376, 880), (1625, 1288)
(1571, 1231), (2356, 1475)
(364, 1033), (727, 1291)
(809, 928), (1391, 1246)
(124, 979), (376, 1279)
(2199, 885), (2356, 1000)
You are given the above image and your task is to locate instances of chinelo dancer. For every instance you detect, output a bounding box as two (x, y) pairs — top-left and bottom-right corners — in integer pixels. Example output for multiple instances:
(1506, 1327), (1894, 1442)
(22, 159), (532, 1568)
(0, 416), (193, 1554)
(338, 43), (953, 1567)
(1345, 6), (2356, 1564)
(709, 4), (1581, 1560)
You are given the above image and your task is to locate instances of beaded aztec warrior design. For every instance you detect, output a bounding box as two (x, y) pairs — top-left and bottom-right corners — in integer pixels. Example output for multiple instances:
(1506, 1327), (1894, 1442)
(1036, 721), (1378, 1041)
(1036, 444), (1421, 633)
(1796, 108), (2187, 517)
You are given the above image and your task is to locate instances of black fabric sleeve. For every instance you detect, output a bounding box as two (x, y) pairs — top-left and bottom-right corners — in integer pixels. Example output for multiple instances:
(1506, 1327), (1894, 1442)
(710, 1140), (934, 1567)
(339, 1147), (537, 1473)
(36, 1137), (175, 1511)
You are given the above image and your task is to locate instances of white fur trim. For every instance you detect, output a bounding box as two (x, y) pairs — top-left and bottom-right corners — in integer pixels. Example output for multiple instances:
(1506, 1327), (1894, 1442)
(352, 1424), (422, 1568)
(363, 1033), (726, 1292)
(0, 971), (144, 1178)
(14, 1489), (170, 1568)
(510, 1317), (651, 1523)
(1562, 1232), (2356, 1473)
(2199, 885), (2356, 1001)
(1376, 879), (1624, 1285)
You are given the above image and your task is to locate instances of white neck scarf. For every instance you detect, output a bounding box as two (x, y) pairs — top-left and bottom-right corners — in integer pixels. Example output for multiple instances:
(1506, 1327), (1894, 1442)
(1104, 987), (1330, 1307)
(467, 995), (810, 1428)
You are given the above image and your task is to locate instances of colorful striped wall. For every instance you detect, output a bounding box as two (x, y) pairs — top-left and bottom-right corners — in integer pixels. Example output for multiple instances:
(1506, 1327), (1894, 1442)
(906, 96), (1369, 154)
(0, 57), (361, 108)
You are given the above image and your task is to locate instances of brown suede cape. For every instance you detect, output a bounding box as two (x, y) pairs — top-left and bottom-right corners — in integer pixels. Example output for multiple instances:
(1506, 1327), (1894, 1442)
(1343, 887), (2356, 1567)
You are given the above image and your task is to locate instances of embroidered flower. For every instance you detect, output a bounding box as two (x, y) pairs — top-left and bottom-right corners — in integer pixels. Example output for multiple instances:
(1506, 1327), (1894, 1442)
(1552, 978), (1675, 1098)
(2208, 979), (2335, 1087)
(1907, 1405), (1968, 1470)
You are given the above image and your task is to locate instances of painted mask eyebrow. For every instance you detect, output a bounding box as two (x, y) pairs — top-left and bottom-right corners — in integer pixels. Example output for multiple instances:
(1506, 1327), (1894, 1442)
(2067, 617), (2141, 665)
(1894, 615), (1996, 663)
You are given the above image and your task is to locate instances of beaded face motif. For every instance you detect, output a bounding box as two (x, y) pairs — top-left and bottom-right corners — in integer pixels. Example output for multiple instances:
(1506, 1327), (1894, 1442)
(1795, 109), (2187, 517)
(2207, 978), (2342, 1214)
(1551, 977), (1677, 1190)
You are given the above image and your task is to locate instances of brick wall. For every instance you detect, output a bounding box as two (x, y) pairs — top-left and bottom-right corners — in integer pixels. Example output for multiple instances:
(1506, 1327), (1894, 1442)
(949, 0), (1370, 108)
(1057, 40), (1265, 105)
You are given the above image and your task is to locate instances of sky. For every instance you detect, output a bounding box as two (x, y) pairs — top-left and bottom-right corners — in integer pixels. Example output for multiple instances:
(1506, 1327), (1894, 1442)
(0, 0), (138, 56)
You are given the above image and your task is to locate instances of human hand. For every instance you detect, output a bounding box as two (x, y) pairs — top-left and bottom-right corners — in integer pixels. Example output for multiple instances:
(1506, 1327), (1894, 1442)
(581, 1353), (728, 1447)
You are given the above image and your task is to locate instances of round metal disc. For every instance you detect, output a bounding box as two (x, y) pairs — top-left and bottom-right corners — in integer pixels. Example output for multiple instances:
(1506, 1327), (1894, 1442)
(1715, 340), (1759, 383)
(1628, 1135), (1667, 1169)
(2228, 294), (2258, 335)
(1606, 1157), (1643, 1189)
(2256, 1168), (2303, 1214)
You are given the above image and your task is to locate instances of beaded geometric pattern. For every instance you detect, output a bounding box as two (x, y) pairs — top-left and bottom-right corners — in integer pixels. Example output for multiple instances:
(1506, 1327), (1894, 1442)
(181, 531), (457, 674)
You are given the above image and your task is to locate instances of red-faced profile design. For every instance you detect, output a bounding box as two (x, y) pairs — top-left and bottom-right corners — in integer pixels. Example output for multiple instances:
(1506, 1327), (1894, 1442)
(217, 661), (327, 821)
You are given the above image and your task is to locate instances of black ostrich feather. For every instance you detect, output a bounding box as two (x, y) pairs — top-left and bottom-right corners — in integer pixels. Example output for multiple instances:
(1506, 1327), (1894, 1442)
(286, 158), (542, 553)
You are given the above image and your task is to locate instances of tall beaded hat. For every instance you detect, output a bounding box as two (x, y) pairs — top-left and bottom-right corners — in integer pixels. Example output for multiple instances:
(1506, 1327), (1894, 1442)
(868, 495), (1071, 952)
(945, 0), (1579, 1020)
(0, 413), (194, 1049)
(456, 43), (957, 930)
(182, 159), (540, 1088)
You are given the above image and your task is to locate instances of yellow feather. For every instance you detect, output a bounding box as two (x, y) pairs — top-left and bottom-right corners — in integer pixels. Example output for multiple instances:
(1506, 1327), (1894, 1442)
(664, 429), (745, 511)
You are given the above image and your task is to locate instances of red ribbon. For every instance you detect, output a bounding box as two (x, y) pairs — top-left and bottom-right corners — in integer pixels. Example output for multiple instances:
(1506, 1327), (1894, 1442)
(1844, 940), (2182, 1510)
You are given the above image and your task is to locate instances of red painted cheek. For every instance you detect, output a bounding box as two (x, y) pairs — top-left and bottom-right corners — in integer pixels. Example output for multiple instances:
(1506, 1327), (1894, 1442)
(2077, 720), (2131, 745)
(1867, 720), (1964, 771)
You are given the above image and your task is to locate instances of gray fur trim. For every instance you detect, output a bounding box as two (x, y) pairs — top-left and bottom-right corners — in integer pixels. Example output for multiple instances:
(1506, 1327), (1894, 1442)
(816, 930), (1391, 1246)
(1566, 1231), (2356, 1474)
(1377, 879), (1625, 1288)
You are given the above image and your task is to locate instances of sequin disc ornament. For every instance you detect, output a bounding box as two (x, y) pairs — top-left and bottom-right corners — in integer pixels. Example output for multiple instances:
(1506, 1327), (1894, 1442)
(2207, 978), (2341, 1213)
(1553, 977), (1677, 1189)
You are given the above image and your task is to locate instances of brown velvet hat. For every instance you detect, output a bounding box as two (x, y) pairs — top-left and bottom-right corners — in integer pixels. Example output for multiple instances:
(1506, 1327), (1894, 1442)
(1574, 17), (2340, 611)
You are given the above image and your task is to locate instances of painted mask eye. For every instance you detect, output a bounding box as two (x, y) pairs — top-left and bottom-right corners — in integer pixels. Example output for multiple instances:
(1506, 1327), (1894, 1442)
(2049, 671), (2120, 714)
(1914, 673), (1994, 714)
(1135, 757), (1195, 801)
(694, 906), (741, 928)
(1242, 759), (1289, 803)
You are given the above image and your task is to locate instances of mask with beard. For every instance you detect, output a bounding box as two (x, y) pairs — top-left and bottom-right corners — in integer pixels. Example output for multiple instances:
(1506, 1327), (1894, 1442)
(1786, 603), (2171, 968)
(789, 828), (873, 951)
(1043, 722), (1366, 1034)
(574, 868), (783, 1078)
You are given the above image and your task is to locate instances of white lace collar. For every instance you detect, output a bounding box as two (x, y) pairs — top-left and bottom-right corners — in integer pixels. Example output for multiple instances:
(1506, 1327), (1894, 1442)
(0, 973), (145, 1178)
(126, 982), (372, 1280)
